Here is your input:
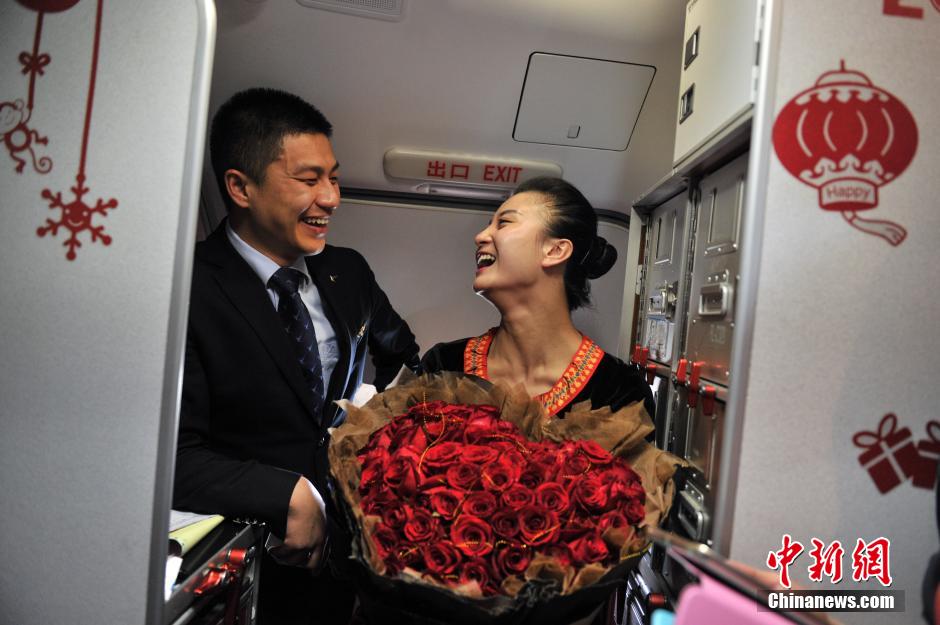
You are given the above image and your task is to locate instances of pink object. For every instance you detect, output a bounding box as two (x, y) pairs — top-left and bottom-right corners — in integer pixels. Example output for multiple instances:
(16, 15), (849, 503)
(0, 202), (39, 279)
(672, 555), (793, 625)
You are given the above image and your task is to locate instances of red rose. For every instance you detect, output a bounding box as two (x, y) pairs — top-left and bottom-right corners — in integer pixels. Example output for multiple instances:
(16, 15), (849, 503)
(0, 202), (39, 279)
(359, 444), (390, 468)
(446, 461), (481, 490)
(527, 447), (561, 482)
(603, 466), (645, 508)
(383, 449), (420, 497)
(370, 522), (400, 560)
(458, 558), (494, 595)
(420, 441), (464, 469)
(403, 507), (441, 543)
(490, 508), (520, 539)
(461, 444), (499, 465)
(359, 488), (396, 516)
(358, 427), (393, 456)
(426, 487), (463, 520)
(500, 483), (535, 511)
(571, 474), (609, 513)
(463, 490), (498, 518)
(480, 424), (529, 452)
(444, 402), (498, 428)
(535, 482), (570, 514)
(387, 542), (424, 574)
(381, 505), (409, 530)
(559, 449), (593, 480)
(501, 448), (528, 468)
(568, 532), (609, 565)
(389, 422), (428, 453)
(422, 540), (463, 576)
(519, 465), (547, 490)
(624, 498), (645, 525)
(462, 413), (504, 444)
(597, 510), (630, 532)
(518, 505), (560, 546)
(493, 543), (532, 578)
(573, 439), (613, 466)
(451, 515), (494, 557)
(598, 463), (638, 486)
(358, 468), (381, 496)
(481, 457), (522, 492)
(558, 516), (594, 542)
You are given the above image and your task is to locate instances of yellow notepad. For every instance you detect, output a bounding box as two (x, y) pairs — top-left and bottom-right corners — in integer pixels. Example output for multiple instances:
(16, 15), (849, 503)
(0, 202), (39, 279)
(168, 514), (224, 555)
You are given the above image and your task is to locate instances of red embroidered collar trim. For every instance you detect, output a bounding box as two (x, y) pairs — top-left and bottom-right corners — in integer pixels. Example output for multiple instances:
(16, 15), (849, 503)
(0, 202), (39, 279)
(463, 328), (604, 416)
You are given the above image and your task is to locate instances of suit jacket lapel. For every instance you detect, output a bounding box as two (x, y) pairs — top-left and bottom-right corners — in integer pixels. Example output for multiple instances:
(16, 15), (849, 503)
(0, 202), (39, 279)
(201, 227), (324, 426)
(306, 250), (353, 427)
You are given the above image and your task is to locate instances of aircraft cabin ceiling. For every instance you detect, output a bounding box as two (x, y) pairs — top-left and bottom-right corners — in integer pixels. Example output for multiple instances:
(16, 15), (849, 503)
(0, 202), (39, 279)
(209, 1), (687, 214)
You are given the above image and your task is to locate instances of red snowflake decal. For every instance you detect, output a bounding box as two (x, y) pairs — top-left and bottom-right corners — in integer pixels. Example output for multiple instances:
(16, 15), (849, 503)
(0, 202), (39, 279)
(37, 173), (116, 260)
(30, 0), (117, 260)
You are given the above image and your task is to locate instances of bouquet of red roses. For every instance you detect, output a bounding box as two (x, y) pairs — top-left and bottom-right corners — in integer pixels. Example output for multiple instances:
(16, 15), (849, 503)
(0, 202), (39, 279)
(358, 400), (647, 595)
(329, 372), (681, 625)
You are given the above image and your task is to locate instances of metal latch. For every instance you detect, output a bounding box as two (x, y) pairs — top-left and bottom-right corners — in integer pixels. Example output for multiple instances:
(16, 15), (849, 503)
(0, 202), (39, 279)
(648, 280), (679, 318)
(677, 484), (709, 542)
(698, 271), (733, 317)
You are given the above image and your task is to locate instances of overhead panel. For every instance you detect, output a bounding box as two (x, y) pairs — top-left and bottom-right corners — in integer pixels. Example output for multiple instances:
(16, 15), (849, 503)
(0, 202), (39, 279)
(295, 0), (405, 21)
(513, 52), (656, 151)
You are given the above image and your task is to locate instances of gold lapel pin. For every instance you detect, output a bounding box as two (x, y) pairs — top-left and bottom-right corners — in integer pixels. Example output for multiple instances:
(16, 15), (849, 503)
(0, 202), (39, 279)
(329, 274), (338, 283)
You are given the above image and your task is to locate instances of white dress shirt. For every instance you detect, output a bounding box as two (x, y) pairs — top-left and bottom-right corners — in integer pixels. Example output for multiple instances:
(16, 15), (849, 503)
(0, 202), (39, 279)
(226, 223), (340, 393)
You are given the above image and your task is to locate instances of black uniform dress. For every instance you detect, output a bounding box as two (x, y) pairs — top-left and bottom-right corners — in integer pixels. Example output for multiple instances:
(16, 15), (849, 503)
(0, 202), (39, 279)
(420, 328), (654, 419)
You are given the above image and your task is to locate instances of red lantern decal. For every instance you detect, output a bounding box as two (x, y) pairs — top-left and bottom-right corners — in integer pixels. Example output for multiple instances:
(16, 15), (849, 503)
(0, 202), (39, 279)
(773, 61), (918, 246)
(15, 0), (81, 12)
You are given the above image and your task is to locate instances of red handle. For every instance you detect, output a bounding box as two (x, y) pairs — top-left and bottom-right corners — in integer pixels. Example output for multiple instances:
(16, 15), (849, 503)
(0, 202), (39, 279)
(676, 358), (688, 385)
(646, 362), (657, 385)
(702, 385), (717, 417)
(193, 568), (230, 597)
(225, 548), (249, 568)
(687, 361), (704, 408)
(690, 361), (703, 389)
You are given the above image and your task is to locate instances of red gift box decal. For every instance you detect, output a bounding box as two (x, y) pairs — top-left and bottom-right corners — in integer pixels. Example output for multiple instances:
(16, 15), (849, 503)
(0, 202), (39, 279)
(852, 413), (922, 494)
(914, 421), (940, 490)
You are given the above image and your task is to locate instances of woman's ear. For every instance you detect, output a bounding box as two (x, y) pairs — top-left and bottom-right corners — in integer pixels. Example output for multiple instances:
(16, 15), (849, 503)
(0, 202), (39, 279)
(542, 237), (573, 269)
(223, 169), (252, 209)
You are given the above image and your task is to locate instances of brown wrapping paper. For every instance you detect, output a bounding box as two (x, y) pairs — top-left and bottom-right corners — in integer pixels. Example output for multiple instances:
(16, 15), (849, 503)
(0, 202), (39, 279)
(329, 371), (685, 596)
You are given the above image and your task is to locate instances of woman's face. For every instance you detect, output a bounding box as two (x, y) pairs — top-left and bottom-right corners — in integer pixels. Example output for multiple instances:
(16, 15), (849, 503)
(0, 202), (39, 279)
(472, 191), (554, 295)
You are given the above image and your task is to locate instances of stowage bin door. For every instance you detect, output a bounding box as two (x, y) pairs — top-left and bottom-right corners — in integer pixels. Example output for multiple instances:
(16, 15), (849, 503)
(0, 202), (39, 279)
(684, 152), (748, 387)
(640, 191), (693, 367)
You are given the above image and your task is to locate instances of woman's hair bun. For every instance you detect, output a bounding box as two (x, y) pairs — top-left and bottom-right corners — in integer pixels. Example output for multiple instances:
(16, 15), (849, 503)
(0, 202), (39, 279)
(581, 236), (617, 279)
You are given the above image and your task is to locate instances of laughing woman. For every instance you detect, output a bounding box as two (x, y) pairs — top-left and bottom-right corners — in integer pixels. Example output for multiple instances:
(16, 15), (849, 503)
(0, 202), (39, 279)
(420, 176), (654, 421)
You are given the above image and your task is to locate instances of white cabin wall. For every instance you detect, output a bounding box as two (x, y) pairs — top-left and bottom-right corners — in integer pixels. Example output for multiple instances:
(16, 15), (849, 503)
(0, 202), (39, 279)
(0, 2), (214, 624)
(723, 2), (940, 622)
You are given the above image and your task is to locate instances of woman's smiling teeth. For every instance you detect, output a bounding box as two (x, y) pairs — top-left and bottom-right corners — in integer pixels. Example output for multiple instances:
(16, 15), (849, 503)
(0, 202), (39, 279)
(476, 252), (496, 268)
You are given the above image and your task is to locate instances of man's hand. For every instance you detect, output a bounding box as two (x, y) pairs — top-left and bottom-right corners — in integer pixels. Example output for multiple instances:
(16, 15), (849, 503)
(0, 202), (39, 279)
(269, 476), (327, 569)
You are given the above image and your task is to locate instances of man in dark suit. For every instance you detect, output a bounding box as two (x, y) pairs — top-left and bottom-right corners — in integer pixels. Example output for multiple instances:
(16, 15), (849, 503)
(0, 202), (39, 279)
(173, 88), (420, 624)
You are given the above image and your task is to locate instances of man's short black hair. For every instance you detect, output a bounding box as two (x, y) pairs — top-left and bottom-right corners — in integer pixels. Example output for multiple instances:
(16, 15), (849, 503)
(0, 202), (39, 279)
(209, 88), (333, 211)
